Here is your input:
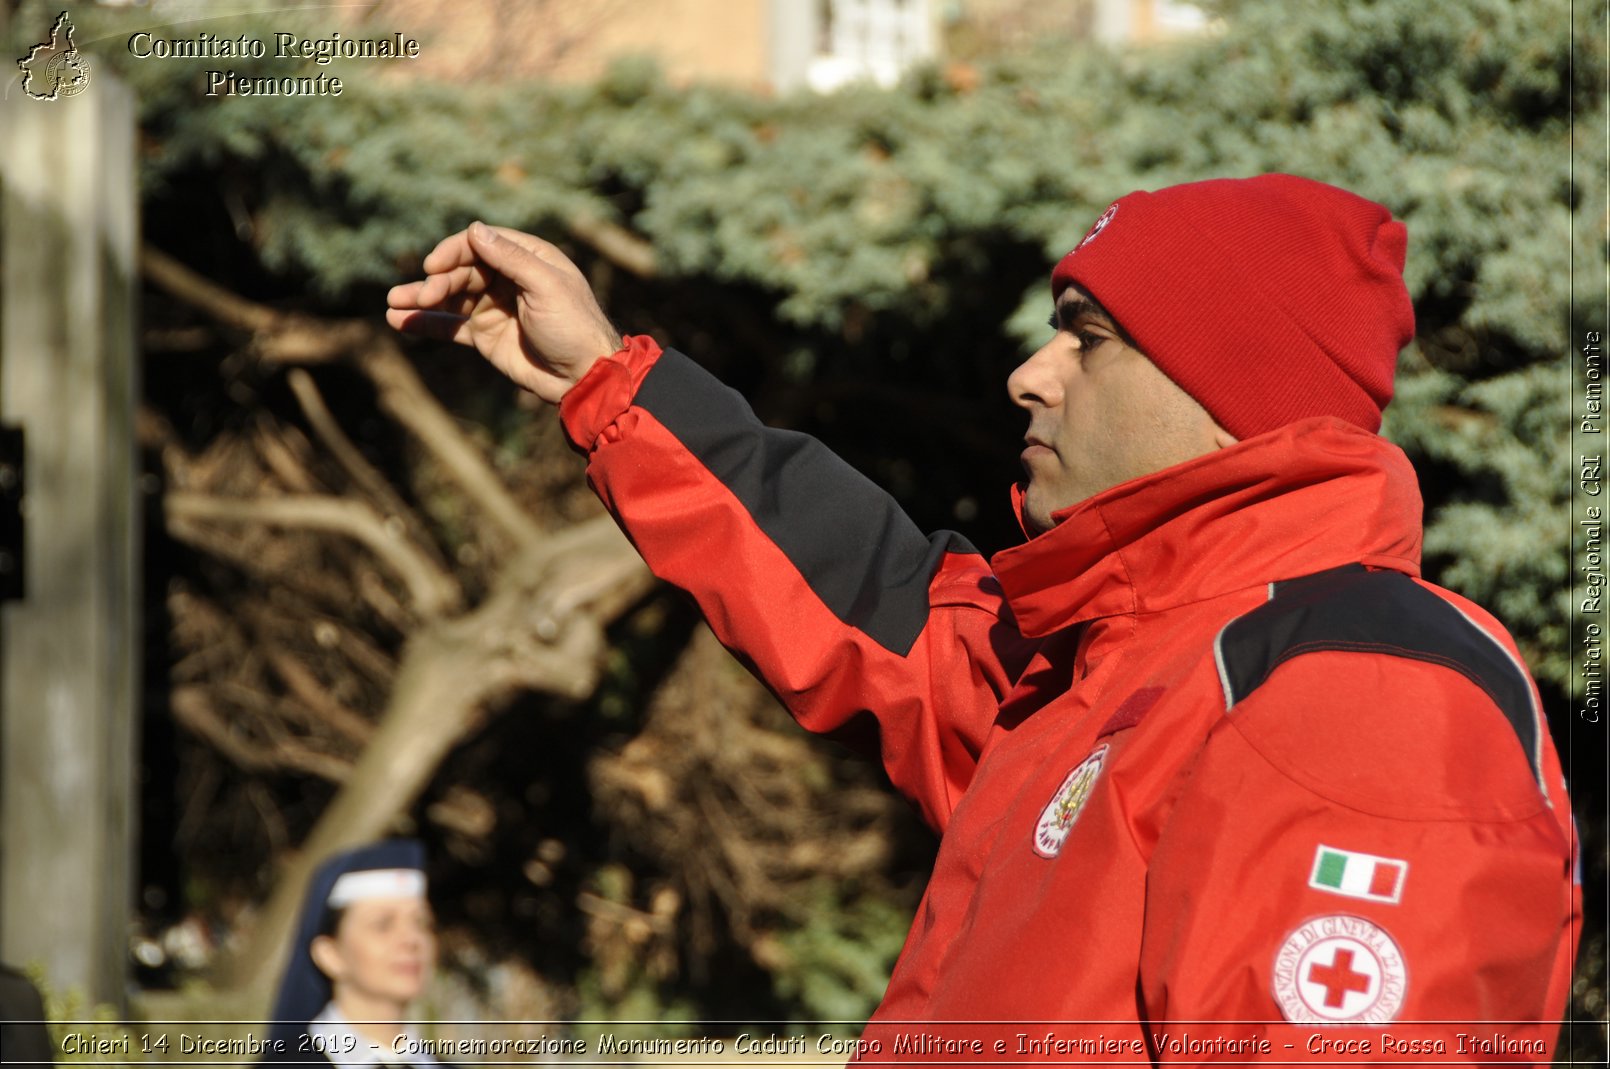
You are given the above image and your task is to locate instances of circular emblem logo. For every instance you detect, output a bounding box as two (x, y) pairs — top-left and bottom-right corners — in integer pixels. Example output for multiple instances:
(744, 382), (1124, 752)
(1032, 745), (1107, 858)
(1075, 203), (1119, 250)
(1272, 915), (1408, 1024)
(46, 50), (91, 98)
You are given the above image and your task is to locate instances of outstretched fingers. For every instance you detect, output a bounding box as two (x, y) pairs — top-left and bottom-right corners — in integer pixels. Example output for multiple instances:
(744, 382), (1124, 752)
(384, 308), (472, 344)
(392, 224), (564, 310)
(386, 223), (610, 402)
(387, 265), (487, 312)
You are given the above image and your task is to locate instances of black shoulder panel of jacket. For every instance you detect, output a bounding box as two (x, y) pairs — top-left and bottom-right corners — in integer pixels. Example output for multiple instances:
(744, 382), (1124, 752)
(1213, 563), (1543, 786)
(635, 348), (977, 656)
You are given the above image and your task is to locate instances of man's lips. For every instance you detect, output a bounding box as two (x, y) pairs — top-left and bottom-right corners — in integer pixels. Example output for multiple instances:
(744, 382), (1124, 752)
(1021, 435), (1054, 462)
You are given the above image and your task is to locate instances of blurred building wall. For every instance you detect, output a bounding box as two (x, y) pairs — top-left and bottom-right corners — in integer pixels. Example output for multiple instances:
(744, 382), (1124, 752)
(353, 0), (942, 92)
(340, 0), (1205, 92)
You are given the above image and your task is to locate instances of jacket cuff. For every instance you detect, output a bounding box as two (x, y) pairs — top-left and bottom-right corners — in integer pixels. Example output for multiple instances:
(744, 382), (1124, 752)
(558, 334), (665, 452)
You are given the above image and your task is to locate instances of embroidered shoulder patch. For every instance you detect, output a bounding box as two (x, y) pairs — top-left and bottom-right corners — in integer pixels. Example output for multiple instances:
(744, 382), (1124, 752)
(1272, 915), (1408, 1024)
(1032, 745), (1108, 858)
(1308, 844), (1407, 904)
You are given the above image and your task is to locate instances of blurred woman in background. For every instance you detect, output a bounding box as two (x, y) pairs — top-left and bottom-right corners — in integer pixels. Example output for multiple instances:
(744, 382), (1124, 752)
(266, 840), (442, 1067)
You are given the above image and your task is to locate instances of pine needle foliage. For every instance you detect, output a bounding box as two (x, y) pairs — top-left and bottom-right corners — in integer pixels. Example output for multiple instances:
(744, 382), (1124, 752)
(87, 0), (1593, 689)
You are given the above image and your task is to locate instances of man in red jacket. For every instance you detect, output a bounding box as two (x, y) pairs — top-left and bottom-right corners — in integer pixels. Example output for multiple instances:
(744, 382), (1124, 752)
(388, 175), (1580, 1061)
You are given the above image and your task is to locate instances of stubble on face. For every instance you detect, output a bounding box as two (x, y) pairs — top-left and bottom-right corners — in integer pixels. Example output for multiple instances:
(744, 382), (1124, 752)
(1013, 290), (1227, 535)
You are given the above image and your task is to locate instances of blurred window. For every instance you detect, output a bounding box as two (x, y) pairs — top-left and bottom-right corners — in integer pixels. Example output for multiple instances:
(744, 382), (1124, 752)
(807, 0), (937, 91)
(1153, 0), (1209, 33)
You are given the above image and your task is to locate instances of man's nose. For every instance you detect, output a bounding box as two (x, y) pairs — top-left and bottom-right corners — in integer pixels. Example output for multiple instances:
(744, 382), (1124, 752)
(1007, 342), (1062, 411)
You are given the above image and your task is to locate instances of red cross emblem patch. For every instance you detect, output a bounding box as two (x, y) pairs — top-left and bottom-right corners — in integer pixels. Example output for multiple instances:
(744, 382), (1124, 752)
(1271, 915), (1407, 1023)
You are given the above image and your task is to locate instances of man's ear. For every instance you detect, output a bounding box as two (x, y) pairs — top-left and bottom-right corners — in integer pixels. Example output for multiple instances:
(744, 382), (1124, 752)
(310, 934), (345, 984)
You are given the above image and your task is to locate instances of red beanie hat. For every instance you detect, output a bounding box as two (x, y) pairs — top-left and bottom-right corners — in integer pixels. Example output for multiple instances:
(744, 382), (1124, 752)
(1050, 174), (1415, 439)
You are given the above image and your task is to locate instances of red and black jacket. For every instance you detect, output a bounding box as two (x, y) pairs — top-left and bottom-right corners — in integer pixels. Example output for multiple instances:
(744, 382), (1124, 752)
(561, 338), (1580, 1063)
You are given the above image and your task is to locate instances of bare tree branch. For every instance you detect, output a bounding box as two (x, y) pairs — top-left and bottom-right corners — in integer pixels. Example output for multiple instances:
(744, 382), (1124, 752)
(142, 246), (370, 364)
(252, 417), (325, 494)
(509, 514), (658, 631)
(143, 244), (552, 547)
(354, 561), (419, 633)
(351, 335), (550, 546)
(172, 687), (496, 837)
(265, 650), (375, 746)
(567, 212), (658, 279)
(167, 491), (462, 619)
(286, 368), (447, 568)
(174, 684), (351, 784)
(232, 524), (653, 1000)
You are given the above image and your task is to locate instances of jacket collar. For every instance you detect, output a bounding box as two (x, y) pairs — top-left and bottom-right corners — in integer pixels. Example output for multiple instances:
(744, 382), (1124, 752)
(991, 418), (1423, 638)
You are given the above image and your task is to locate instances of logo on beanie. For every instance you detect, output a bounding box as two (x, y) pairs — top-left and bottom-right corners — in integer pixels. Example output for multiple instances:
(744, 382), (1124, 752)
(1076, 204), (1119, 250)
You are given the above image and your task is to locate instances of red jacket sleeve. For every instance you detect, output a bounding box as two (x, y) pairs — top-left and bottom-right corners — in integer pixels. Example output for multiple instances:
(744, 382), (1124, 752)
(559, 338), (1034, 832)
(1138, 652), (1580, 1064)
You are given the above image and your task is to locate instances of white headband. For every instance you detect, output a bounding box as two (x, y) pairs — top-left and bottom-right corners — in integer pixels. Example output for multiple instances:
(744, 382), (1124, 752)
(326, 868), (425, 908)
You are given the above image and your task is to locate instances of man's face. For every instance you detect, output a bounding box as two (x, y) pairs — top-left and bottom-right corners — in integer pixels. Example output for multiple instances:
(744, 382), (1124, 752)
(1008, 287), (1227, 536)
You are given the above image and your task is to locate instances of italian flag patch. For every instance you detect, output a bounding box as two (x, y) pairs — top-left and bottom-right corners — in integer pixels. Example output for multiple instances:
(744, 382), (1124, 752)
(1308, 845), (1407, 904)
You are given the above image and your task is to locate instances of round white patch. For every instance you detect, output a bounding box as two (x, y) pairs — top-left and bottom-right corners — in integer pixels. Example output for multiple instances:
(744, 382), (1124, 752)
(1032, 745), (1107, 858)
(1272, 915), (1407, 1024)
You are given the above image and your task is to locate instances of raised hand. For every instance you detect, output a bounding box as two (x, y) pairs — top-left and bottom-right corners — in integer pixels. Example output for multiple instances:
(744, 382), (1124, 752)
(385, 222), (623, 403)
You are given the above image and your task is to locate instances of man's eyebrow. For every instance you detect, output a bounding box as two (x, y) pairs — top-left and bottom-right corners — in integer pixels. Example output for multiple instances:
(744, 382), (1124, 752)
(1049, 294), (1101, 328)
(1052, 295), (1114, 330)
(1052, 291), (1139, 348)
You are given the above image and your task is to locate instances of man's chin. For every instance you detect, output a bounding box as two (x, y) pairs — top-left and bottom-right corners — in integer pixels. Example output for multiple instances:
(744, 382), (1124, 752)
(1020, 489), (1056, 539)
